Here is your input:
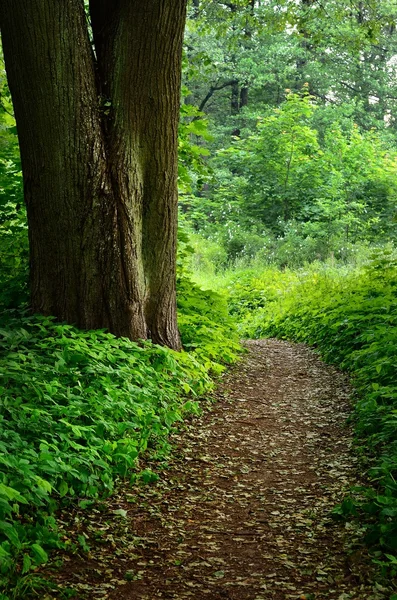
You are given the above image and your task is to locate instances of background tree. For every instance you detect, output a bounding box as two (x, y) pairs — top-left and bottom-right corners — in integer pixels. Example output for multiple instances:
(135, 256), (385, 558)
(180, 0), (397, 266)
(0, 0), (187, 349)
(184, 0), (397, 131)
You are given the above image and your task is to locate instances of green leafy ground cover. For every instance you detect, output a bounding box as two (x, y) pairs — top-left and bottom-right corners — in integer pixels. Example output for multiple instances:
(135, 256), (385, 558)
(215, 251), (397, 575)
(0, 271), (240, 597)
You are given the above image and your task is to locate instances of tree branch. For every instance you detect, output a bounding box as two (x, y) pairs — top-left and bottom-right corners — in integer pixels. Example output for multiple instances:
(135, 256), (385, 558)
(339, 80), (362, 94)
(198, 79), (238, 112)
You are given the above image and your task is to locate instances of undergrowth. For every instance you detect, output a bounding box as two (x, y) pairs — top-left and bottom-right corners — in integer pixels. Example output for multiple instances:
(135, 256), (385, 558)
(0, 263), (240, 597)
(221, 250), (397, 576)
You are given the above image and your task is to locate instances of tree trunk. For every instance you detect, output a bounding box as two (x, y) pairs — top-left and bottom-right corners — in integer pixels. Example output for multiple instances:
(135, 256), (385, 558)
(0, 0), (186, 349)
(240, 86), (249, 109)
(231, 81), (240, 114)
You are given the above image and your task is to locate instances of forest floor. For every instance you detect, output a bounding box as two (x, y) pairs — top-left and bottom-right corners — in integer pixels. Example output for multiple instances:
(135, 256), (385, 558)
(42, 340), (393, 600)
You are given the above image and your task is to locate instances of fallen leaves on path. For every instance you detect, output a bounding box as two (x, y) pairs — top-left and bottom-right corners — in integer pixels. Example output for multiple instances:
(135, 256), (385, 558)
(42, 340), (394, 600)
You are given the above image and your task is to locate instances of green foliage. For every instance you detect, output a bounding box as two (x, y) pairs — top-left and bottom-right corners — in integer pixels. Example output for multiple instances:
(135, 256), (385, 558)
(214, 90), (321, 227)
(0, 248), (240, 596)
(186, 0), (397, 132)
(0, 62), (28, 310)
(0, 312), (203, 590)
(207, 93), (397, 247)
(181, 91), (397, 271)
(186, 233), (228, 274)
(182, 0), (397, 268)
(177, 228), (241, 373)
(0, 173), (28, 309)
(178, 85), (212, 195)
(178, 278), (240, 373)
(222, 251), (397, 567)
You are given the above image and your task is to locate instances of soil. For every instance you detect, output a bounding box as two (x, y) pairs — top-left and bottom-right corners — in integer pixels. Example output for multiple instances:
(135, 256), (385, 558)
(43, 339), (392, 600)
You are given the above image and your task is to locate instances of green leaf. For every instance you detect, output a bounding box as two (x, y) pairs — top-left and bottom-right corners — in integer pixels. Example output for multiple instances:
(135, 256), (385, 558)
(58, 481), (68, 498)
(213, 570), (225, 578)
(35, 477), (52, 494)
(31, 543), (48, 564)
(0, 521), (21, 548)
(0, 483), (27, 504)
(22, 553), (32, 574)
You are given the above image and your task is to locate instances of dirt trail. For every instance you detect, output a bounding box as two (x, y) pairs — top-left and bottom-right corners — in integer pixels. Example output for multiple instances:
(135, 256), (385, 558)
(51, 340), (390, 600)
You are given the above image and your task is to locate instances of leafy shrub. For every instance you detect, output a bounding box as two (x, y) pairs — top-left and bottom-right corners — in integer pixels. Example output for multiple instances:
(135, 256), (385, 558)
(225, 268), (299, 322)
(177, 228), (241, 372)
(208, 92), (397, 244)
(178, 278), (240, 372)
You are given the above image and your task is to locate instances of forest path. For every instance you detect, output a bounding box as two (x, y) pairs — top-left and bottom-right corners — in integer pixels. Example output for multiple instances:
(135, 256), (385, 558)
(52, 340), (388, 600)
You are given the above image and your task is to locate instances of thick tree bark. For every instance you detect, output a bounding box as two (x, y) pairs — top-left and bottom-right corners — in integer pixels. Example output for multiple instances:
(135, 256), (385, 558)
(0, 0), (186, 349)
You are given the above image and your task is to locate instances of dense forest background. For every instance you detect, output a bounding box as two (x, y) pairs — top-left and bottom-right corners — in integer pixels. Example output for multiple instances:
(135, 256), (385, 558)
(178, 0), (397, 269)
(1, 0), (397, 597)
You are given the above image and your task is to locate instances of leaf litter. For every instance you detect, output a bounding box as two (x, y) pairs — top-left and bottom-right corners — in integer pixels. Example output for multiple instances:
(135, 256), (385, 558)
(39, 339), (394, 600)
